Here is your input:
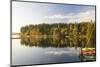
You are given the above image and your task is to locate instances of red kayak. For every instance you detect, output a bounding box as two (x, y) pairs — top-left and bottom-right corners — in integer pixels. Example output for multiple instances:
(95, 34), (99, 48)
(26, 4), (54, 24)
(81, 50), (96, 55)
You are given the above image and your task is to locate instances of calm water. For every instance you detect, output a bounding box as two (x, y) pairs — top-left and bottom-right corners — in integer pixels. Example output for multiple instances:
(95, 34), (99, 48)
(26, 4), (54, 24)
(12, 38), (81, 65)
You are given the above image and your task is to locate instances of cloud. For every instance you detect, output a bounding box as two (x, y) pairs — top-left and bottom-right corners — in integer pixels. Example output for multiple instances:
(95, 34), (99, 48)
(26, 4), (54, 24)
(68, 10), (95, 22)
(45, 14), (72, 19)
(45, 9), (95, 23)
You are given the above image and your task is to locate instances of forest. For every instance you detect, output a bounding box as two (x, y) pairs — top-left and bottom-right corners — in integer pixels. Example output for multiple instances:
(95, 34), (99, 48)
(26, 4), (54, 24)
(19, 21), (96, 48)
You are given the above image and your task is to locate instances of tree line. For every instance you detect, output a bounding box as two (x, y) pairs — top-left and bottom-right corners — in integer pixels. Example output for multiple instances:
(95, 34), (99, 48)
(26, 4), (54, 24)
(20, 21), (96, 48)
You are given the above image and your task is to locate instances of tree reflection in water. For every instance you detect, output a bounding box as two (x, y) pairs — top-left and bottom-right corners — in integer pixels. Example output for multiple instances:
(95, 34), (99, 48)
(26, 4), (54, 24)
(20, 35), (96, 61)
(20, 35), (95, 48)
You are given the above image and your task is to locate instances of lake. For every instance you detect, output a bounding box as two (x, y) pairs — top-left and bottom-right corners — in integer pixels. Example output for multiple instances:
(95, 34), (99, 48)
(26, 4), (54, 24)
(12, 37), (95, 65)
(12, 37), (82, 65)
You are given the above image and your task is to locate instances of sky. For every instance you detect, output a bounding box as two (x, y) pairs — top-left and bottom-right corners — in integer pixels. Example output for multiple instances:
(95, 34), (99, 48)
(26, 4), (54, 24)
(12, 1), (95, 32)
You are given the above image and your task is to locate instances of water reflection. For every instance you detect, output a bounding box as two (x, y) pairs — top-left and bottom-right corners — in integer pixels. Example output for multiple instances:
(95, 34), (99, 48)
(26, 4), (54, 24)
(20, 36), (95, 48)
(19, 36), (96, 62)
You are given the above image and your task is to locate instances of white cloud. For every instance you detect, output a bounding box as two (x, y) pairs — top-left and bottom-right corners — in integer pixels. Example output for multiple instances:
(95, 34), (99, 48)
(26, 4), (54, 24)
(45, 14), (72, 19)
(68, 10), (95, 23)
(45, 9), (95, 23)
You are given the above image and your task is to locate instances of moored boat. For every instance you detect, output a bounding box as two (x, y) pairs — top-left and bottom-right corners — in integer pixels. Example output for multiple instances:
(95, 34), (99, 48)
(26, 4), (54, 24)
(80, 48), (96, 55)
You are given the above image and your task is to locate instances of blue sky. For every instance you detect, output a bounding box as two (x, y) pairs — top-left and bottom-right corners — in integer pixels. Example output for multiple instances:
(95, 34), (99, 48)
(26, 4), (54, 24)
(12, 1), (95, 32)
